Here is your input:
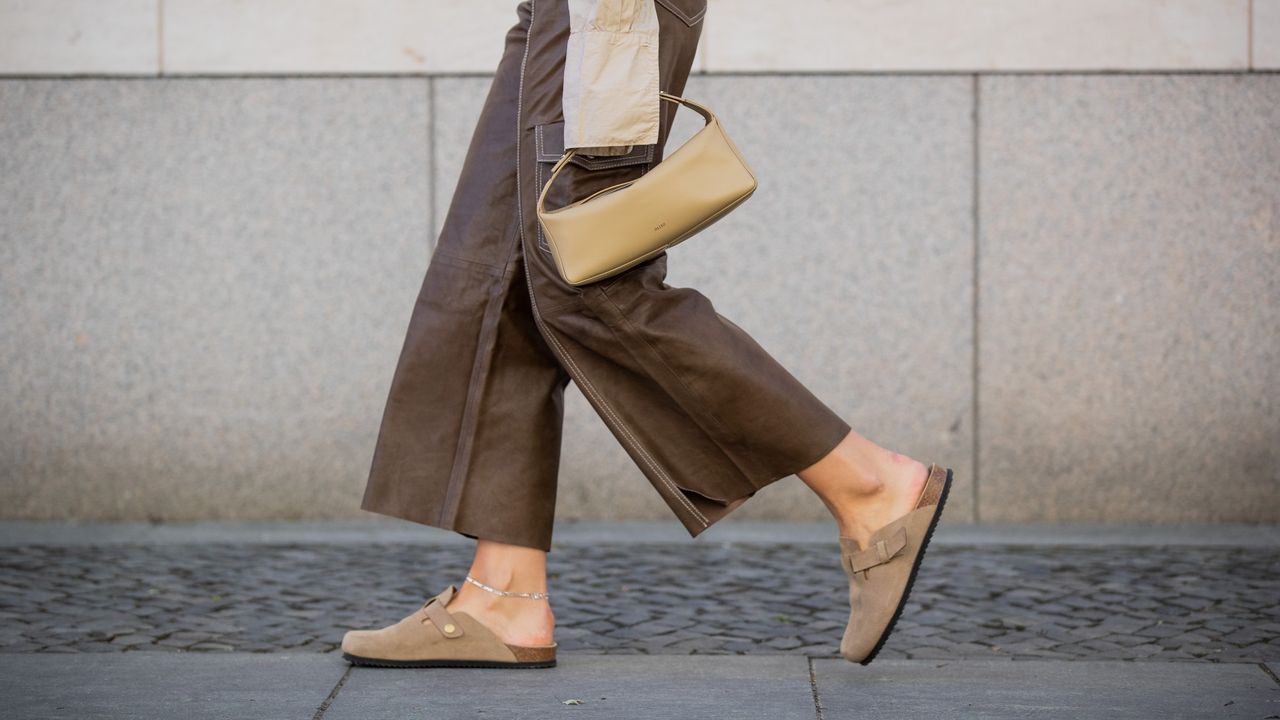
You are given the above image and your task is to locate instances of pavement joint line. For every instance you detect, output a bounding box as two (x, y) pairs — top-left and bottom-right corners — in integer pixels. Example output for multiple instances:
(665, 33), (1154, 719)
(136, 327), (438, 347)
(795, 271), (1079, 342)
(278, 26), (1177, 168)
(1259, 662), (1280, 687)
(311, 664), (352, 720)
(807, 656), (825, 720)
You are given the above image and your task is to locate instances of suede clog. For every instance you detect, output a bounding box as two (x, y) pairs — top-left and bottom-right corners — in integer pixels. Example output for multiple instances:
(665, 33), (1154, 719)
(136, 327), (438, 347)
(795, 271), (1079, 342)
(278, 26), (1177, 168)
(341, 584), (557, 668)
(838, 463), (953, 665)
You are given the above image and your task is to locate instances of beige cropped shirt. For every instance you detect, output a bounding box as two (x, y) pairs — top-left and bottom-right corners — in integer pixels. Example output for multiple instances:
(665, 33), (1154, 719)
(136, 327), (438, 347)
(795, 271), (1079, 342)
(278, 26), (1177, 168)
(562, 0), (661, 157)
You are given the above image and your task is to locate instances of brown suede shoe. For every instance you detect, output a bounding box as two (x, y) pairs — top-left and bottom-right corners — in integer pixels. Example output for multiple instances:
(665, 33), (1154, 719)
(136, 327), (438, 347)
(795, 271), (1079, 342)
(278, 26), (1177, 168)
(341, 584), (557, 668)
(838, 463), (953, 665)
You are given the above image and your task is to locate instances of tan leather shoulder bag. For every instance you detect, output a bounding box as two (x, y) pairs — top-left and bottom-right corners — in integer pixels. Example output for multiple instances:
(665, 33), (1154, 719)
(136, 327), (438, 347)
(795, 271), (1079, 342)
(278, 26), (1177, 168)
(535, 92), (757, 286)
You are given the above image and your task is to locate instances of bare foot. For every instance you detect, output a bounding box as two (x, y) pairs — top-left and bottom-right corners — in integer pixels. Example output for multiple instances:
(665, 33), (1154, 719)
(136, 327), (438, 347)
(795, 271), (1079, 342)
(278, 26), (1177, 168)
(836, 451), (929, 547)
(798, 430), (930, 548)
(444, 579), (556, 647)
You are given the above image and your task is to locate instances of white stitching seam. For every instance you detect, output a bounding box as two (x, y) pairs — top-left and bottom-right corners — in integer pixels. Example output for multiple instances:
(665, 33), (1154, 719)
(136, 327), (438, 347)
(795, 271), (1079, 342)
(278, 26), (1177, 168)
(537, 307), (709, 528)
(535, 161), (550, 252)
(516, 0), (709, 528)
(654, 0), (706, 26)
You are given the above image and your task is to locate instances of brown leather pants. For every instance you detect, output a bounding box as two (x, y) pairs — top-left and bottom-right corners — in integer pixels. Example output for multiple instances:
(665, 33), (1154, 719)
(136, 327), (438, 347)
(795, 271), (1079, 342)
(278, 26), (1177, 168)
(360, 0), (852, 552)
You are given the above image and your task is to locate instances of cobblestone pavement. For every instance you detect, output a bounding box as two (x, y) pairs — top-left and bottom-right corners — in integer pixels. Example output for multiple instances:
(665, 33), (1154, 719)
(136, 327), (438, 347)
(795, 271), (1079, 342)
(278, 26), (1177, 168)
(1, 542), (1276, 661)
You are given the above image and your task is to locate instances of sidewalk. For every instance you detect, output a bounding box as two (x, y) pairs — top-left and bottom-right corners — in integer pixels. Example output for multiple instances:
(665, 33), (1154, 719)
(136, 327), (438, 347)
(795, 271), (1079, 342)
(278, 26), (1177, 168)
(2, 520), (1278, 718)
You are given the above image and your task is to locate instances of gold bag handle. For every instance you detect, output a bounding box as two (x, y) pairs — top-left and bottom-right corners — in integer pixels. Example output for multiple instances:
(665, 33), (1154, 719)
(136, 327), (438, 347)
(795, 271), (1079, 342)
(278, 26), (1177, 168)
(536, 91), (717, 216)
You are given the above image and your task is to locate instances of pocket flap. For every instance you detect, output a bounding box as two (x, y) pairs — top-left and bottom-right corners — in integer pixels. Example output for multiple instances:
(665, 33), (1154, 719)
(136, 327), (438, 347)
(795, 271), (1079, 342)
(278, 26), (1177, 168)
(535, 120), (654, 170)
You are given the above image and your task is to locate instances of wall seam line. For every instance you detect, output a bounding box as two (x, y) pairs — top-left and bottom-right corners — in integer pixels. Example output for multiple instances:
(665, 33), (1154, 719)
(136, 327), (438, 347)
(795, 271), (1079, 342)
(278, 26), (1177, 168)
(427, 76), (437, 253)
(971, 73), (981, 524)
(1249, 0), (1255, 70)
(156, 0), (165, 76)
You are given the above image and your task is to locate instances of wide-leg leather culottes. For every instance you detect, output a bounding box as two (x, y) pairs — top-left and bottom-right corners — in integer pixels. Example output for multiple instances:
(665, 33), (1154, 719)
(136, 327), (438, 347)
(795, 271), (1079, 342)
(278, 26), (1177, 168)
(360, 0), (852, 552)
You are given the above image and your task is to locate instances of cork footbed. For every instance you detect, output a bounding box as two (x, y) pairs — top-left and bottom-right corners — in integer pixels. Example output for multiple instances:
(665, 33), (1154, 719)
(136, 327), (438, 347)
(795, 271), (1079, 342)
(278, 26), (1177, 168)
(343, 640), (558, 669)
(914, 463), (947, 509)
(505, 642), (558, 663)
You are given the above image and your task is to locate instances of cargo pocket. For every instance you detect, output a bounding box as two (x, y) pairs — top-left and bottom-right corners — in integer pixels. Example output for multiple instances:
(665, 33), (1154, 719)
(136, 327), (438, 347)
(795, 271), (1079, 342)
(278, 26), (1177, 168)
(534, 119), (654, 254)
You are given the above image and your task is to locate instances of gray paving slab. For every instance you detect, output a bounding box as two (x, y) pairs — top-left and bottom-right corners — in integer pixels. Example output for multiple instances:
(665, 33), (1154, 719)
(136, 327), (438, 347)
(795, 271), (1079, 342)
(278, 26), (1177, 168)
(0, 653), (344, 720)
(325, 654), (814, 720)
(813, 659), (1280, 719)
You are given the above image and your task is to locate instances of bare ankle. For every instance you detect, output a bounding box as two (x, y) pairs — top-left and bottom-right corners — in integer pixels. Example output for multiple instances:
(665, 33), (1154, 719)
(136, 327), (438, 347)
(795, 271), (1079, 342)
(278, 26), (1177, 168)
(464, 539), (549, 594)
(831, 455), (928, 542)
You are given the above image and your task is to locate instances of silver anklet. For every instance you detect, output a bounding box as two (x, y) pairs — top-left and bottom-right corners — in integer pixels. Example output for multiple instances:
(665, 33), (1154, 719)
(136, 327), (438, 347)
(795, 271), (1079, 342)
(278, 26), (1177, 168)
(465, 574), (550, 600)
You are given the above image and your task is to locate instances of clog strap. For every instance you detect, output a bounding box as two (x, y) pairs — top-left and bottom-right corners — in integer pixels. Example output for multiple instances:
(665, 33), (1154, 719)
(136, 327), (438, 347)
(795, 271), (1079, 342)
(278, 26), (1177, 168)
(420, 584), (465, 639)
(842, 526), (909, 577)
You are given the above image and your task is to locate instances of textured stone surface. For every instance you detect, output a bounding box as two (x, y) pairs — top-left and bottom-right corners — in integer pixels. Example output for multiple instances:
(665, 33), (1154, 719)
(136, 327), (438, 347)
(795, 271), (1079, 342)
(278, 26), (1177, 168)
(1, 1), (1254, 76)
(977, 74), (1280, 523)
(704, 0), (1250, 72)
(2, 540), (1276, 661)
(1258, 0), (1280, 68)
(329, 655), (814, 719)
(5, 73), (1278, 526)
(0, 79), (431, 521)
(0, 653), (345, 719)
(814, 659), (1280, 719)
(0, 0), (159, 75)
(432, 76), (492, 241)
(162, 0), (514, 74)
(161, 0), (707, 76)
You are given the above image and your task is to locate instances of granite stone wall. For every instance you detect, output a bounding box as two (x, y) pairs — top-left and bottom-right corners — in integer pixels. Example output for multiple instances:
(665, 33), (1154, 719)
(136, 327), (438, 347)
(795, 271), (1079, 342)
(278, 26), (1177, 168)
(2, 1), (1276, 525)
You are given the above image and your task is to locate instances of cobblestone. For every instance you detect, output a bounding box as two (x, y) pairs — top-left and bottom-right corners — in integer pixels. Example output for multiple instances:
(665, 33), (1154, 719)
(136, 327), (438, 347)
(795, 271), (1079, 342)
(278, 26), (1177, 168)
(0, 542), (1276, 660)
